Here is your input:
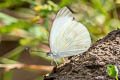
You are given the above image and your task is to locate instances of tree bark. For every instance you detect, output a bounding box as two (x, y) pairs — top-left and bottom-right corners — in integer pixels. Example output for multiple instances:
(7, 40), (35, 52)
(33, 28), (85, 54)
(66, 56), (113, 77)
(45, 29), (120, 80)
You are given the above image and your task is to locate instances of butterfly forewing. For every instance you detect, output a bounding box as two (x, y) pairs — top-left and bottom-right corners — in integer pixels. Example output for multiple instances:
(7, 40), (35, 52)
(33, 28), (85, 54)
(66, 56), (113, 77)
(50, 7), (73, 51)
(55, 7), (73, 19)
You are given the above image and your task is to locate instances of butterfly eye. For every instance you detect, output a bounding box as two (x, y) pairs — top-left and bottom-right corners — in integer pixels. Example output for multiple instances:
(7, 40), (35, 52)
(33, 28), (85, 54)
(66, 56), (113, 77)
(46, 52), (51, 56)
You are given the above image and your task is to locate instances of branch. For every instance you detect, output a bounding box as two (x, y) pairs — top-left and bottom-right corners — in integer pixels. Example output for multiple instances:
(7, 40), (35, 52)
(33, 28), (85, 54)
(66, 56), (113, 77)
(0, 64), (54, 72)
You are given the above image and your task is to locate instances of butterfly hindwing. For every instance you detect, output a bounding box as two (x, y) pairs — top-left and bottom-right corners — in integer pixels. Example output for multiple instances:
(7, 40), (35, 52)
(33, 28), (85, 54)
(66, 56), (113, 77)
(52, 21), (91, 58)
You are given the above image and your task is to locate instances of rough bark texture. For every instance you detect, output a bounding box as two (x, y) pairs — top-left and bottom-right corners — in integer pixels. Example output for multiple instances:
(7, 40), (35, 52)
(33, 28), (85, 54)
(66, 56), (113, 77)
(45, 29), (120, 80)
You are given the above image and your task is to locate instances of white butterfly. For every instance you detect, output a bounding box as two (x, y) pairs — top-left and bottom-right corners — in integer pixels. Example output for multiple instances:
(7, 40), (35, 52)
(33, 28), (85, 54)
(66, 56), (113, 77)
(48, 7), (91, 60)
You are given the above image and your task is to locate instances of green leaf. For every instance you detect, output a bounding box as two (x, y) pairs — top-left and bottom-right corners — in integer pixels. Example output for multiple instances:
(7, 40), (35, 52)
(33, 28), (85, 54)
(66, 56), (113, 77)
(0, 20), (30, 33)
(3, 46), (25, 59)
(0, 57), (19, 64)
(107, 65), (118, 78)
(59, 0), (77, 7)
(28, 25), (49, 40)
(0, 12), (18, 25)
(3, 70), (13, 80)
(45, 17), (49, 31)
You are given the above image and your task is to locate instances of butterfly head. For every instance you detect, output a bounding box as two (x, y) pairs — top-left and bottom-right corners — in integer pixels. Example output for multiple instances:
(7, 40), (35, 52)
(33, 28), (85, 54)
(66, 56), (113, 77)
(46, 51), (52, 57)
(46, 51), (61, 60)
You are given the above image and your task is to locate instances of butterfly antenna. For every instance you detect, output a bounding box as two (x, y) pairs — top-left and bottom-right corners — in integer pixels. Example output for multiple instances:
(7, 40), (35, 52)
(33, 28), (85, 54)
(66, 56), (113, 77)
(30, 50), (45, 53)
(25, 48), (45, 53)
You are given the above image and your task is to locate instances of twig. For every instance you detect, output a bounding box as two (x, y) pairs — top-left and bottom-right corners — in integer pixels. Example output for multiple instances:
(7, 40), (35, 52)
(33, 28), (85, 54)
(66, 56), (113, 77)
(0, 64), (54, 72)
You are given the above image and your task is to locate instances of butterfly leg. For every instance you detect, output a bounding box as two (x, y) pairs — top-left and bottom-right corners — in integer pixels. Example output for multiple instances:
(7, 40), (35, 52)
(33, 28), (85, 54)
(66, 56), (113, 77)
(62, 57), (70, 64)
(54, 60), (58, 67)
(50, 59), (58, 67)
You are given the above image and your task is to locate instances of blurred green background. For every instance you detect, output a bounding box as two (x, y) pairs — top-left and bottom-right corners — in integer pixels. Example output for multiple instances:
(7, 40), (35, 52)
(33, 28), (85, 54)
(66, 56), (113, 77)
(0, 0), (120, 80)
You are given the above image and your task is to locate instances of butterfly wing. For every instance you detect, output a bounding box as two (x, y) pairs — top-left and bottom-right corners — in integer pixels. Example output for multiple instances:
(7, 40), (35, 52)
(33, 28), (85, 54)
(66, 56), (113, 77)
(49, 7), (91, 59)
(50, 7), (73, 51)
